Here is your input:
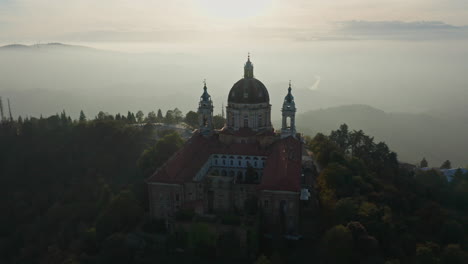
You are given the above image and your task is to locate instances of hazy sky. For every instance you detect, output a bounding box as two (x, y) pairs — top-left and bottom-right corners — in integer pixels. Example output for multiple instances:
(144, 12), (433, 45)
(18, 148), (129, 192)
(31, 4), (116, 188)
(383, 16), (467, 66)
(1, 0), (468, 51)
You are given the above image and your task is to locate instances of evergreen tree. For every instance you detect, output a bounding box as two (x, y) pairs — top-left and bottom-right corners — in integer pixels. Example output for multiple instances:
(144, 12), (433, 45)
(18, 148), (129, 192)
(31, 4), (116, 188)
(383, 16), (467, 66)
(420, 157), (429, 168)
(126, 111), (136, 123)
(165, 110), (175, 124)
(147, 111), (157, 123)
(441, 160), (452, 170)
(136, 110), (144, 123)
(157, 109), (164, 122)
(79, 110), (87, 122)
(173, 108), (183, 123)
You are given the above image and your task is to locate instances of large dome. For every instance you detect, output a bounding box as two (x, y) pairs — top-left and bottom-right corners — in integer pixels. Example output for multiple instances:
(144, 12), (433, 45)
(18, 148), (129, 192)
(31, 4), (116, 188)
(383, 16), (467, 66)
(228, 78), (270, 104)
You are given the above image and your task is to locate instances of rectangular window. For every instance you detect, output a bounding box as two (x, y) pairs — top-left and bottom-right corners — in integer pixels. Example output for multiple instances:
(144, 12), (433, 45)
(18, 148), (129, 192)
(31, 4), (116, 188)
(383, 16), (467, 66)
(264, 200), (269, 208)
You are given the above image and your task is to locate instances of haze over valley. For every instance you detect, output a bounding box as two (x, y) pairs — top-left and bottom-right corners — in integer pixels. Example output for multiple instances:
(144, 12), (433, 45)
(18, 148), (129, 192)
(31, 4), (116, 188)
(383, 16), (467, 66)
(1, 41), (468, 166)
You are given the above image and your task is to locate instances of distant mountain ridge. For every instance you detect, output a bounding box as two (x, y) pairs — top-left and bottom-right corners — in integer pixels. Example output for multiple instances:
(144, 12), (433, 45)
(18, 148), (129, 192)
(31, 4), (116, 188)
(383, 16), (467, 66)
(296, 104), (468, 167)
(0, 43), (93, 51)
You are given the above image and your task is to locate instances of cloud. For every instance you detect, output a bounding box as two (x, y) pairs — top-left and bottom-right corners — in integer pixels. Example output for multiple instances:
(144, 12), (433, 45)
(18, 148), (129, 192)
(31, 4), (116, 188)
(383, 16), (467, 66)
(333, 20), (468, 40)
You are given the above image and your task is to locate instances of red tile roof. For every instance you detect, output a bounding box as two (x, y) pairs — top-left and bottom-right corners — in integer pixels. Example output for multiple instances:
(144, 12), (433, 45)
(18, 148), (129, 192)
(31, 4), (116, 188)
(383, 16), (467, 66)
(146, 132), (302, 192)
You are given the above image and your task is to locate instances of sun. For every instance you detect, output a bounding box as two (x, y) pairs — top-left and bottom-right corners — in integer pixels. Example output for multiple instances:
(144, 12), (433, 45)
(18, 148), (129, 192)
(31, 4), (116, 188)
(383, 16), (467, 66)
(197, 0), (272, 20)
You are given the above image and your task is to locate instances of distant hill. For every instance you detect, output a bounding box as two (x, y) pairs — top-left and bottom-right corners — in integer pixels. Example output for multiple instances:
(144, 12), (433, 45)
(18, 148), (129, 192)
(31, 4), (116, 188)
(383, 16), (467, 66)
(295, 104), (468, 167)
(0, 42), (93, 51)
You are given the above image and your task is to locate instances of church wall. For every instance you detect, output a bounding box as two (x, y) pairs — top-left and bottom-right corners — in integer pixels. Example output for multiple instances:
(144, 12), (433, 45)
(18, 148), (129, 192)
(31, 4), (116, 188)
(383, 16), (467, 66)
(148, 183), (183, 219)
(232, 184), (257, 212)
(260, 190), (300, 235)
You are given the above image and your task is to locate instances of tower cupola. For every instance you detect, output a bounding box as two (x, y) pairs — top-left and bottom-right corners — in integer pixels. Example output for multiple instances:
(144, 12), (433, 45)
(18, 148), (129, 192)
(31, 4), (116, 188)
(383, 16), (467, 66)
(281, 81), (297, 138)
(244, 53), (254, 78)
(198, 80), (214, 135)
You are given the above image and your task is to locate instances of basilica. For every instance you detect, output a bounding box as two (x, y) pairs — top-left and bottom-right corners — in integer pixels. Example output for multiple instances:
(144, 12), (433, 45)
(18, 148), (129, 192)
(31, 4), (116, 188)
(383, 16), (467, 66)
(146, 56), (313, 236)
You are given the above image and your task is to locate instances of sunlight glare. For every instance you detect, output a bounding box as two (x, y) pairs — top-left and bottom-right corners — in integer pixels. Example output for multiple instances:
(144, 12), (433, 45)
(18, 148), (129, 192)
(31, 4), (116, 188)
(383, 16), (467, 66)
(197, 0), (272, 20)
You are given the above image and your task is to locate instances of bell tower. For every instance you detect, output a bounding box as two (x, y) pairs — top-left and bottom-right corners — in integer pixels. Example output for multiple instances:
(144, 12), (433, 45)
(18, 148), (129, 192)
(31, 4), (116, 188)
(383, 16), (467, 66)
(198, 80), (214, 135)
(281, 81), (296, 138)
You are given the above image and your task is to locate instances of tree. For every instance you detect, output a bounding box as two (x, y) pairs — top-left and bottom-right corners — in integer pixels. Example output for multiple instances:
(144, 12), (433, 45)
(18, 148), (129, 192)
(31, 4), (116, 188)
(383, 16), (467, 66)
(79, 110), (86, 122)
(100, 233), (133, 264)
(135, 110), (144, 123)
(330, 123), (350, 152)
(213, 115), (226, 129)
(322, 225), (353, 264)
(440, 160), (452, 169)
(185, 111), (199, 128)
(137, 132), (184, 176)
(165, 110), (175, 124)
(126, 111), (136, 123)
(146, 111), (157, 123)
(96, 111), (107, 120)
(335, 198), (359, 224)
(95, 190), (144, 240)
(173, 108), (183, 123)
(420, 157), (428, 168)
(441, 244), (468, 264)
(415, 242), (440, 264)
(156, 109), (164, 122)
(188, 223), (216, 258)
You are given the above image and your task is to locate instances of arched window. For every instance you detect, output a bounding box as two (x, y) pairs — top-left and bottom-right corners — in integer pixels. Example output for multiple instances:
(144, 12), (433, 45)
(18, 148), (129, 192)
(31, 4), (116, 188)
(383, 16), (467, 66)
(244, 115), (249, 128)
(258, 115), (263, 127)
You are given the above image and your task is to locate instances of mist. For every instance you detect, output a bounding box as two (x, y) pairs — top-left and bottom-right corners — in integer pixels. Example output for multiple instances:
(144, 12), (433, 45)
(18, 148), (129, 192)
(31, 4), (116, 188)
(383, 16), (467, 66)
(1, 39), (467, 118)
(1, 39), (468, 166)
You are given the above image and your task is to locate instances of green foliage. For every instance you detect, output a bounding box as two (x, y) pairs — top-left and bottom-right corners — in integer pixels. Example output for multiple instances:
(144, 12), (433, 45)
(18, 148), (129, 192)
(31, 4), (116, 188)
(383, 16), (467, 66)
(212, 114), (226, 129)
(440, 160), (452, 169)
(136, 110), (144, 123)
(217, 230), (241, 258)
(322, 225), (353, 264)
(188, 223), (217, 258)
(99, 233), (133, 264)
(335, 198), (360, 224)
(420, 157), (428, 168)
(79, 110), (87, 122)
(95, 190), (144, 240)
(185, 110), (199, 128)
(0, 115), (156, 263)
(157, 109), (164, 122)
(415, 242), (440, 264)
(165, 109), (175, 124)
(441, 244), (468, 264)
(146, 110), (157, 123)
(254, 254), (271, 264)
(137, 131), (184, 176)
(305, 124), (468, 264)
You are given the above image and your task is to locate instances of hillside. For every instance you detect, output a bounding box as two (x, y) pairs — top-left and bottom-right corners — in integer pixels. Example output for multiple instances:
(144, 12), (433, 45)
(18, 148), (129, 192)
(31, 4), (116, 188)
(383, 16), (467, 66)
(296, 104), (468, 167)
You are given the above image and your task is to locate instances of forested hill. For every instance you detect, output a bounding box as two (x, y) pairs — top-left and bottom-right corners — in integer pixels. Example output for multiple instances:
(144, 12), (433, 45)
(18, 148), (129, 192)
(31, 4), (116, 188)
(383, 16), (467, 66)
(295, 104), (468, 167)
